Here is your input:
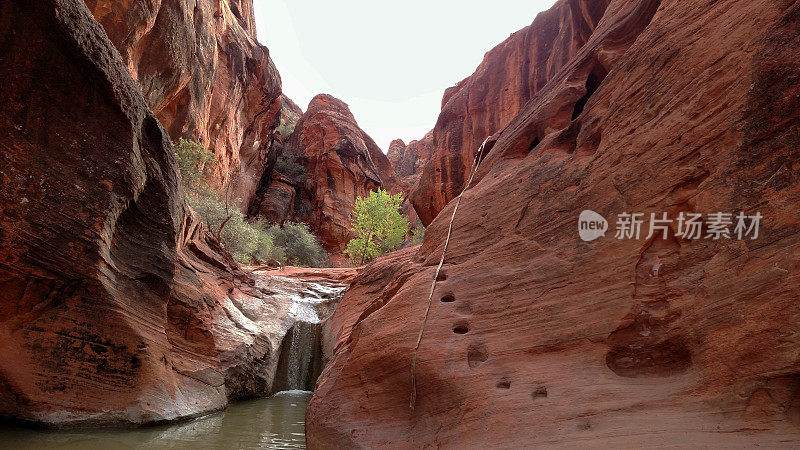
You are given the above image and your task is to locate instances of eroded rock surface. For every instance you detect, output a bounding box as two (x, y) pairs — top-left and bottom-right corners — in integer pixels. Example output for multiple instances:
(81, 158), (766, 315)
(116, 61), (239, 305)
(85, 0), (283, 212)
(409, 0), (611, 225)
(250, 94), (402, 254)
(0, 0), (336, 427)
(387, 131), (434, 187)
(307, 0), (800, 447)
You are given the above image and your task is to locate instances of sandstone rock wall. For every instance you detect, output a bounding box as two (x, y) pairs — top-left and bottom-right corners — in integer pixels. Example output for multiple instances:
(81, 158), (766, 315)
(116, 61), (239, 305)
(307, 0), (800, 446)
(250, 94), (402, 254)
(0, 0), (322, 426)
(85, 0), (283, 212)
(387, 131), (434, 187)
(409, 0), (611, 225)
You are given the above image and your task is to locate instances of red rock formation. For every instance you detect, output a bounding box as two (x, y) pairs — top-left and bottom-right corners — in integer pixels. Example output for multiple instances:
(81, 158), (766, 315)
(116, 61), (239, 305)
(281, 95), (303, 119)
(388, 131), (434, 187)
(307, 0), (800, 446)
(409, 0), (611, 225)
(85, 0), (283, 212)
(0, 0), (333, 427)
(250, 94), (402, 254)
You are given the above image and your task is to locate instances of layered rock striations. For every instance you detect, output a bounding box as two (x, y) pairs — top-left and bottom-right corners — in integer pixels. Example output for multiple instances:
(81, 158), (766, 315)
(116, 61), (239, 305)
(250, 94), (402, 254)
(85, 0), (283, 212)
(307, 0), (800, 447)
(0, 0), (335, 427)
(409, 0), (611, 225)
(387, 131), (434, 187)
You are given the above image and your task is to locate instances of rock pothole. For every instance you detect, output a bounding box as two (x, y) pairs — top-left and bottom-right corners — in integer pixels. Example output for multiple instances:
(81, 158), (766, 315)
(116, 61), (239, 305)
(466, 342), (488, 368)
(452, 321), (470, 334)
(532, 386), (548, 399)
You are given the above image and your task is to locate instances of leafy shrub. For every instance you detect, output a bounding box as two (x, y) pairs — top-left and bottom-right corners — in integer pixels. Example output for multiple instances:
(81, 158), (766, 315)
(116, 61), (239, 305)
(276, 118), (296, 139)
(408, 220), (425, 246)
(174, 139), (323, 267)
(187, 194), (281, 263)
(345, 188), (410, 265)
(274, 154), (306, 184)
(266, 222), (328, 267)
(276, 103), (301, 139)
(174, 138), (214, 193)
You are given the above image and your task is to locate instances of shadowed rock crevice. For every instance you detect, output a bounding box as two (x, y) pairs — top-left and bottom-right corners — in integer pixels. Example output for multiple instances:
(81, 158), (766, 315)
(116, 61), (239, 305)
(571, 62), (608, 120)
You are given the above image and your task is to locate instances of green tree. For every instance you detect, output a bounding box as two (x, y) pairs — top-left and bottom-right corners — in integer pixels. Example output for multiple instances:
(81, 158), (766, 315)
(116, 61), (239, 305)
(408, 220), (425, 246)
(345, 188), (410, 265)
(174, 138), (214, 194)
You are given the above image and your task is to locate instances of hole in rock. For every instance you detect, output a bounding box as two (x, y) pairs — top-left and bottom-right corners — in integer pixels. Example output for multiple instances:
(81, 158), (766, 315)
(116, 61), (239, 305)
(436, 271), (447, 281)
(571, 62), (608, 121)
(476, 136), (497, 163)
(528, 137), (540, 152)
(441, 294), (455, 303)
(532, 386), (548, 399)
(496, 378), (511, 389)
(452, 321), (470, 334)
(467, 342), (488, 368)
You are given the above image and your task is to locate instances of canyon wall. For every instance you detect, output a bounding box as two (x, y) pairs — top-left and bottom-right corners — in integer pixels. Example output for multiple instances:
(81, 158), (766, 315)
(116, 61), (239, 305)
(85, 0), (283, 212)
(307, 0), (800, 447)
(409, 0), (611, 225)
(85, 0), (401, 256)
(387, 131), (434, 187)
(0, 0), (323, 426)
(249, 94), (402, 254)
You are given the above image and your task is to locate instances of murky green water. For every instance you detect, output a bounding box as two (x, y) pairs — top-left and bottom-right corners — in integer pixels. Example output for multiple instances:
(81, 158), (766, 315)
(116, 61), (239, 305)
(0, 391), (312, 449)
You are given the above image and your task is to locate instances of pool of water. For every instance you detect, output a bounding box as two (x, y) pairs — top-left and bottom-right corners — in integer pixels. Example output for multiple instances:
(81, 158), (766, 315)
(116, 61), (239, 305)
(0, 391), (312, 449)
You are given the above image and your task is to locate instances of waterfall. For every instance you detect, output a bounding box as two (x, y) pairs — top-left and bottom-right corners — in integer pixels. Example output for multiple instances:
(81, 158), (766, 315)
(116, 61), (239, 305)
(274, 280), (345, 392)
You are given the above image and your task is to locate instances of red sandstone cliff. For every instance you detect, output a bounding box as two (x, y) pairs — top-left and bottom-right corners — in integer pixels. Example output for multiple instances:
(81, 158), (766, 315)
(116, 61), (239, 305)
(85, 0), (283, 212)
(409, 0), (611, 225)
(387, 131), (434, 188)
(0, 0), (329, 426)
(307, 0), (800, 446)
(250, 94), (402, 254)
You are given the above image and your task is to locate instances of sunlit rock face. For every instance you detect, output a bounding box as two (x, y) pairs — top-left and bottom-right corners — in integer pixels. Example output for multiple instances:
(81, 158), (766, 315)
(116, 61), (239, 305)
(85, 0), (283, 212)
(0, 0), (337, 427)
(250, 94), (402, 254)
(409, 0), (611, 225)
(307, 0), (800, 447)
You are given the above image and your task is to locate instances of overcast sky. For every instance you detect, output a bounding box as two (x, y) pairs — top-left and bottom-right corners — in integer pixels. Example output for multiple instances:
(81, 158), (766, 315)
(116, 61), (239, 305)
(253, 0), (557, 151)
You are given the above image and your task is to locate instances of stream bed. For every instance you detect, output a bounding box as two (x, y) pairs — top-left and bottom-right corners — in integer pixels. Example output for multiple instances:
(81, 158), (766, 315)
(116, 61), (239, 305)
(0, 390), (312, 449)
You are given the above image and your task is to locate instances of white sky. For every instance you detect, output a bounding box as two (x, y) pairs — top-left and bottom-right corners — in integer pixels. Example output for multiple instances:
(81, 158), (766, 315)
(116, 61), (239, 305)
(253, 0), (557, 151)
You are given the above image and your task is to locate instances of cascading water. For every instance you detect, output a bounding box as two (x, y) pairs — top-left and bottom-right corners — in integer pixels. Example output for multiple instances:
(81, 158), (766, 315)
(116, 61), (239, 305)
(273, 280), (346, 392)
